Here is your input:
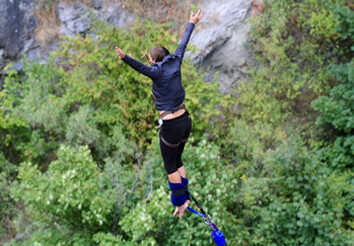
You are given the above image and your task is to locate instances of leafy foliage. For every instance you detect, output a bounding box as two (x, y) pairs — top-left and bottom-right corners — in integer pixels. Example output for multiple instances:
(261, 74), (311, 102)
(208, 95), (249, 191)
(220, 120), (353, 245)
(241, 0), (349, 126)
(222, 0), (354, 245)
(310, 3), (353, 171)
(311, 60), (354, 169)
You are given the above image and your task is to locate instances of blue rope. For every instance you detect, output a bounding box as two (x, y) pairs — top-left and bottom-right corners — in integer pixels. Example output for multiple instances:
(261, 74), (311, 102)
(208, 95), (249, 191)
(187, 206), (205, 218)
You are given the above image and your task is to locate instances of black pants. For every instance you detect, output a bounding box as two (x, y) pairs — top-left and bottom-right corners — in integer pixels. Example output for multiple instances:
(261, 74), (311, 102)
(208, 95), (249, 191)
(159, 111), (192, 174)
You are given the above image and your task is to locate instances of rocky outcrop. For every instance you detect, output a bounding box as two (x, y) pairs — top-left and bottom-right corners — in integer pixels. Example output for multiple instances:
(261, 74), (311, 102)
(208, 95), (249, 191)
(189, 0), (258, 93)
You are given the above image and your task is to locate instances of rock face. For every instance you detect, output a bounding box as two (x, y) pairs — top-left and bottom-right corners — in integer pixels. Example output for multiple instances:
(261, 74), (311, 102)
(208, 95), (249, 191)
(0, 0), (257, 93)
(189, 0), (257, 93)
(57, 1), (92, 37)
(57, 0), (134, 36)
(0, 0), (36, 71)
(0, 0), (133, 74)
(57, 1), (133, 37)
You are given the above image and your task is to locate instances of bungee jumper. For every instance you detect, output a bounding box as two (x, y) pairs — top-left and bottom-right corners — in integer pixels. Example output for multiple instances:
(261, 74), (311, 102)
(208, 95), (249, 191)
(116, 8), (203, 219)
(116, 7), (227, 245)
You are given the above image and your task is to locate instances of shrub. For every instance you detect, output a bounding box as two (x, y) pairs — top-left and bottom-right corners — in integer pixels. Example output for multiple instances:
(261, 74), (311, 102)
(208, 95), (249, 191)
(10, 143), (150, 245)
(243, 0), (348, 127)
(221, 128), (352, 245)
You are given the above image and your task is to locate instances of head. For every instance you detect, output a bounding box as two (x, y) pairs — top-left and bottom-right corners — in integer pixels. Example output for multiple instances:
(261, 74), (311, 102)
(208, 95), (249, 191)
(149, 46), (170, 64)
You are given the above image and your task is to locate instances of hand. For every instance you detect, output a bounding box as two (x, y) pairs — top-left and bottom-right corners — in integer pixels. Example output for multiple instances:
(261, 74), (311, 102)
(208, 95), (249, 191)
(173, 200), (190, 219)
(190, 9), (203, 25)
(116, 46), (125, 59)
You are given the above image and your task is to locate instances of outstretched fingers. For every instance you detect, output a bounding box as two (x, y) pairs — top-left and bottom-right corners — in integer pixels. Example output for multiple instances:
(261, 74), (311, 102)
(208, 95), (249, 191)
(115, 46), (125, 59)
(190, 9), (204, 24)
(196, 9), (203, 18)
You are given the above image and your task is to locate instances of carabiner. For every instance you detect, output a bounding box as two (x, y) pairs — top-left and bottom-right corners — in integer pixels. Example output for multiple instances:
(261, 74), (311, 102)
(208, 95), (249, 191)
(204, 214), (212, 225)
(156, 118), (163, 129)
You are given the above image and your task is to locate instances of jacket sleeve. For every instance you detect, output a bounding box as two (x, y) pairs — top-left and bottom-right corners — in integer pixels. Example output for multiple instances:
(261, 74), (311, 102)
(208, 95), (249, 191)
(174, 22), (195, 61)
(122, 55), (160, 79)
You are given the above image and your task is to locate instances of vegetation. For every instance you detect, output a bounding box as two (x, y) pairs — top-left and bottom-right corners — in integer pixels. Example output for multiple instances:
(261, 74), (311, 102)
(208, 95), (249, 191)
(1, 0), (353, 245)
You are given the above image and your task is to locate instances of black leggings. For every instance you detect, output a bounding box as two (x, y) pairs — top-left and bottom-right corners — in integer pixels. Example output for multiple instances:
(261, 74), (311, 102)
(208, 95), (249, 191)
(159, 111), (192, 174)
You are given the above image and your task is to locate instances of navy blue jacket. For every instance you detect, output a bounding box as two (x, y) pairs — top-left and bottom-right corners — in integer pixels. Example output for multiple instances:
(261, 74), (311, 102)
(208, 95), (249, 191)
(122, 22), (195, 111)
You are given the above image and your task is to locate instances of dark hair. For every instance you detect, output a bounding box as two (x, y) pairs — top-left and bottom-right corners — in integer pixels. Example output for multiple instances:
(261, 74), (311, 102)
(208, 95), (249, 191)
(149, 46), (170, 62)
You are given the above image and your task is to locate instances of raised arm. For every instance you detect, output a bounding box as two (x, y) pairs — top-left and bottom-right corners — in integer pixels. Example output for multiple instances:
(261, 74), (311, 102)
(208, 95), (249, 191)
(174, 9), (204, 60)
(116, 46), (160, 79)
